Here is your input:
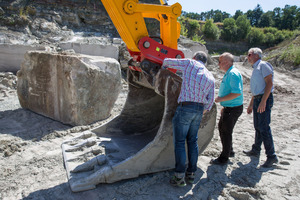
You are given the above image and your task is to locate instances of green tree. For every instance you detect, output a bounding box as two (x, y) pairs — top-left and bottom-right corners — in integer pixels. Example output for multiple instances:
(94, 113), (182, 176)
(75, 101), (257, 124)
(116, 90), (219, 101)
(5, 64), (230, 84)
(252, 4), (263, 27)
(281, 5), (298, 30)
(259, 12), (274, 27)
(199, 12), (206, 21)
(203, 19), (220, 40)
(182, 11), (202, 21)
(246, 10), (255, 26)
(222, 11), (231, 20)
(236, 15), (251, 40)
(296, 8), (300, 28)
(207, 9), (214, 20)
(221, 18), (238, 42)
(273, 7), (282, 29)
(213, 10), (223, 22)
(233, 10), (243, 20)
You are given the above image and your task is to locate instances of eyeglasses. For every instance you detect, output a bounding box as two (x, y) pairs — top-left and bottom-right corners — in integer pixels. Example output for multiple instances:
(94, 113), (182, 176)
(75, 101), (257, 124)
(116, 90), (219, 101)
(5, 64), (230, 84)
(248, 54), (252, 57)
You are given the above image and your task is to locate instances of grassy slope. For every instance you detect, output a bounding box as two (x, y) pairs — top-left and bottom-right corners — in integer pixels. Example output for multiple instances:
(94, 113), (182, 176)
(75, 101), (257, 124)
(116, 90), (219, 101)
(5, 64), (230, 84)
(262, 33), (300, 71)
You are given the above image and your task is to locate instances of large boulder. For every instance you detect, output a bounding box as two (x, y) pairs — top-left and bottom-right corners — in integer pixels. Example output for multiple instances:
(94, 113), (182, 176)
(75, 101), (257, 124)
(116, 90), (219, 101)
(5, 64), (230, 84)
(17, 51), (121, 126)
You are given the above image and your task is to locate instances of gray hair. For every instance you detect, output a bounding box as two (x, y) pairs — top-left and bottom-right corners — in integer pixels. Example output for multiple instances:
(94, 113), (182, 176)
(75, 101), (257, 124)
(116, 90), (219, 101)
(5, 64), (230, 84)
(193, 51), (207, 64)
(248, 47), (262, 58)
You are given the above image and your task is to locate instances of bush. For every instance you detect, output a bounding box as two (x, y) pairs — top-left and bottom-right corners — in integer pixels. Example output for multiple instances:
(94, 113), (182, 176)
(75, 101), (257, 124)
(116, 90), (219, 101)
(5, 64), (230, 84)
(263, 27), (278, 34)
(187, 19), (200, 38)
(282, 30), (294, 39)
(264, 32), (275, 46)
(203, 19), (220, 40)
(247, 27), (265, 46)
(192, 34), (206, 44)
(274, 31), (285, 44)
(178, 17), (189, 37)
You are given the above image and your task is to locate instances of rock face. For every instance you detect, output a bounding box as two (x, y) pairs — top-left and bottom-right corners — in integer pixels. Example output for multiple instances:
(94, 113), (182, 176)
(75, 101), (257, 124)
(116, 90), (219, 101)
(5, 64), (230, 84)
(0, 44), (45, 73)
(59, 40), (119, 60)
(17, 51), (121, 126)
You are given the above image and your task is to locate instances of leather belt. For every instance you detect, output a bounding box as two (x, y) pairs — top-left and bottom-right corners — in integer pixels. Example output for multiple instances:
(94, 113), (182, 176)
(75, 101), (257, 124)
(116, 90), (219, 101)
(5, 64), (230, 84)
(180, 101), (203, 106)
(254, 93), (272, 99)
(254, 94), (263, 99)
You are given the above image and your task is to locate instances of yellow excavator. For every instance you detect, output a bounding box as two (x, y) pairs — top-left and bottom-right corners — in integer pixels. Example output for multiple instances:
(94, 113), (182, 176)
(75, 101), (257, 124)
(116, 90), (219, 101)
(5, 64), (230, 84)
(61, 0), (216, 192)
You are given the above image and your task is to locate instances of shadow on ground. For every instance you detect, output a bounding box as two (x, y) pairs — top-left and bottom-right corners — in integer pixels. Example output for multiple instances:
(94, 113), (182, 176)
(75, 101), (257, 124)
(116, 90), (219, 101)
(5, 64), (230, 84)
(0, 108), (71, 141)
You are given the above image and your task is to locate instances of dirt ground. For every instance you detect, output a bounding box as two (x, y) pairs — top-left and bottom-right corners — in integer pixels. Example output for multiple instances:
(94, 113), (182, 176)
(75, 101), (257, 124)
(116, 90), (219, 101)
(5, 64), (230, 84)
(0, 62), (300, 200)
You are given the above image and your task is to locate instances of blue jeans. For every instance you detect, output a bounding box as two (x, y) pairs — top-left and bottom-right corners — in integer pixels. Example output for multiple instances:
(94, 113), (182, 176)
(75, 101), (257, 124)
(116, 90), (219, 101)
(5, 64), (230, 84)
(252, 93), (276, 158)
(172, 103), (204, 174)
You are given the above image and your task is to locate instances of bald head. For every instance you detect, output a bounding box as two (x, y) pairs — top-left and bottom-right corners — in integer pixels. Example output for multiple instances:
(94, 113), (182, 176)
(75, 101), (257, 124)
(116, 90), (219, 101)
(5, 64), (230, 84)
(220, 52), (234, 63)
(219, 52), (234, 72)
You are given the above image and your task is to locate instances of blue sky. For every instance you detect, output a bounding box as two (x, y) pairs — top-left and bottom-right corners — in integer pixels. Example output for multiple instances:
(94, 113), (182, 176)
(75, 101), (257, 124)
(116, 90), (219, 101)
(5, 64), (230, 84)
(167, 0), (300, 15)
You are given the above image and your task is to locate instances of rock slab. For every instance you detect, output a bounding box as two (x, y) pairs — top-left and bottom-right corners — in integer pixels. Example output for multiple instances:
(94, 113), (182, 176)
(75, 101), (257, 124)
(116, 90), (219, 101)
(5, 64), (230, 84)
(17, 51), (121, 126)
(0, 44), (45, 73)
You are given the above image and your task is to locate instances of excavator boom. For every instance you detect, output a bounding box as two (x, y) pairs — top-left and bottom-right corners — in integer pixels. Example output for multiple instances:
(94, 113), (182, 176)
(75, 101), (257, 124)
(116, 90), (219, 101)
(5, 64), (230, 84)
(101, 0), (181, 52)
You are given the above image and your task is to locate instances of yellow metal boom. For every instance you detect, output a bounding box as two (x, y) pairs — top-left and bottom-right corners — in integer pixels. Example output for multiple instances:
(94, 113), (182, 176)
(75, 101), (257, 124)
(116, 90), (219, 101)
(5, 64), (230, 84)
(101, 0), (182, 52)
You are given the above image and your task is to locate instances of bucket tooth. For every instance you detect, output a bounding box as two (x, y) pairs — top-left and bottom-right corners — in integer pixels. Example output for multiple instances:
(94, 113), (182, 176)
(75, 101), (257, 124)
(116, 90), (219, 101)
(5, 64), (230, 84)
(71, 155), (107, 173)
(62, 69), (217, 192)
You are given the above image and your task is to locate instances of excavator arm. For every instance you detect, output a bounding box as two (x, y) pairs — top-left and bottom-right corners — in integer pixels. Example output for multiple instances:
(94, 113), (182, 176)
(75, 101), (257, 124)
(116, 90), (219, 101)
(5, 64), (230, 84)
(101, 0), (181, 52)
(61, 0), (217, 192)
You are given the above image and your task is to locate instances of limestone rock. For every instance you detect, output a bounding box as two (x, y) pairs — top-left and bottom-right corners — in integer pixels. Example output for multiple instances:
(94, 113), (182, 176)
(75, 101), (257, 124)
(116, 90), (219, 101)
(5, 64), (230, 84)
(17, 51), (121, 126)
(59, 41), (119, 60)
(0, 44), (45, 73)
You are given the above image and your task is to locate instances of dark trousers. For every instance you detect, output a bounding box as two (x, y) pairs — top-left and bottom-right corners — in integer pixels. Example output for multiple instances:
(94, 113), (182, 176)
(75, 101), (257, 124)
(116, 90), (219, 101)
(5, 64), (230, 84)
(252, 93), (276, 158)
(218, 105), (243, 162)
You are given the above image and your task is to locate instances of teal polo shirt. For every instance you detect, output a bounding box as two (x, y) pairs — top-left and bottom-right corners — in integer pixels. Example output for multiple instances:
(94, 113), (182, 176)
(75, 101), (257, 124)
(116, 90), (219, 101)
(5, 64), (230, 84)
(219, 66), (243, 107)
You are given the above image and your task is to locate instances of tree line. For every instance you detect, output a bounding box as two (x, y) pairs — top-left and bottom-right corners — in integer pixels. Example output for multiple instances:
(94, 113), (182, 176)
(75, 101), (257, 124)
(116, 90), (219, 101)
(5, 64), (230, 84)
(181, 4), (300, 31)
(179, 4), (300, 48)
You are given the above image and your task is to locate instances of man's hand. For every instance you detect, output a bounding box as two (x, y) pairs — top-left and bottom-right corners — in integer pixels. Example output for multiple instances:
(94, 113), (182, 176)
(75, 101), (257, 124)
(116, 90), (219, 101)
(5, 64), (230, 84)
(215, 96), (221, 103)
(247, 106), (253, 114)
(247, 96), (254, 114)
(257, 101), (266, 113)
(220, 107), (224, 115)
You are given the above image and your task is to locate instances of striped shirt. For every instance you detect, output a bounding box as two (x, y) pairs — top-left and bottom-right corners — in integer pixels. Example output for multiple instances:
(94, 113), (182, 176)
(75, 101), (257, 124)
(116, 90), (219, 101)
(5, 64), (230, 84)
(162, 58), (215, 111)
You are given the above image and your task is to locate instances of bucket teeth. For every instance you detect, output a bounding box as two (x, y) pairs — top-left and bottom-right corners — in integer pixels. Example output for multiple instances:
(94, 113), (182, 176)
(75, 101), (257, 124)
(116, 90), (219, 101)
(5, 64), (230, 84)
(64, 138), (97, 152)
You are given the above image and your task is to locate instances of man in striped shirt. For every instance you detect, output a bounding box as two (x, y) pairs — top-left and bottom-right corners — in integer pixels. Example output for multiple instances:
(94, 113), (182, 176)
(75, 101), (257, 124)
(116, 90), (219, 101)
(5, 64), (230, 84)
(162, 51), (215, 187)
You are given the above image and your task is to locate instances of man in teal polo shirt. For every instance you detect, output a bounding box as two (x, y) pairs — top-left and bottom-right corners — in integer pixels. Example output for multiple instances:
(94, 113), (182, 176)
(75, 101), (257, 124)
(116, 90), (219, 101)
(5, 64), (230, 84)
(211, 52), (243, 165)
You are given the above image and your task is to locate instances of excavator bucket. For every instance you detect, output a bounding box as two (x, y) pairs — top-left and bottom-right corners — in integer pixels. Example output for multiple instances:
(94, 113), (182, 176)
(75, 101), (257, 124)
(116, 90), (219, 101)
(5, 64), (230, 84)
(61, 69), (217, 192)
